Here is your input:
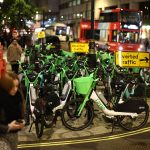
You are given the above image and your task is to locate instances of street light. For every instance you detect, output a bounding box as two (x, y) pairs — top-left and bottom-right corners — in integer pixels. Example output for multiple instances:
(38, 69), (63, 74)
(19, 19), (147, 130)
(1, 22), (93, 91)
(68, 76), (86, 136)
(0, 0), (3, 9)
(91, 0), (95, 39)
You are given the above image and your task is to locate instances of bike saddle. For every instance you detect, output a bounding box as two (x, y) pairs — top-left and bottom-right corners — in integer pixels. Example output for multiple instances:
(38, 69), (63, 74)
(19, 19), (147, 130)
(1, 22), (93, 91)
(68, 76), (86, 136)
(34, 60), (43, 70)
(66, 70), (74, 79)
(56, 64), (62, 72)
(21, 63), (29, 70)
(103, 58), (111, 65)
(67, 62), (74, 68)
(77, 60), (84, 67)
(105, 66), (114, 73)
(43, 84), (54, 93)
(27, 72), (38, 82)
(130, 79), (136, 84)
(45, 73), (60, 85)
(50, 80), (60, 85)
(112, 79), (124, 90)
(43, 63), (51, 70)
(25, 50), (30, 55)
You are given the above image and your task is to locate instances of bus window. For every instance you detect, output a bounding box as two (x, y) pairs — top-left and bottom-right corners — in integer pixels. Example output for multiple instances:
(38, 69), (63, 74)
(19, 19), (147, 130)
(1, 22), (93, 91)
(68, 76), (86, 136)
(94, 30), (100, 40)
(119, 31), (139, 44)
(121, 10), (141, 26)
(83, 29), (100, 40)
(56, 26), (67, 36)
(100, 12), (118, 22)
(100, 30), (107, 42)
(84, 30), (91, 39)
(112, 30), (117, 42)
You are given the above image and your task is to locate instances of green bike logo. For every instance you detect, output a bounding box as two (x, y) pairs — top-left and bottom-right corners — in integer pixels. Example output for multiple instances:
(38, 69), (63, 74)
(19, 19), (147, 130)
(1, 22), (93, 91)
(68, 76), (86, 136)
(94, 99), (106, 109)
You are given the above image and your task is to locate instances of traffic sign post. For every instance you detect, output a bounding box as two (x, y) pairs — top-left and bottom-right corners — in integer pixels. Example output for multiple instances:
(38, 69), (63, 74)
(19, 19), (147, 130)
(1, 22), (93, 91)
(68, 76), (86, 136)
(115, 51), (150, 67)
(88, 40), (96, 68)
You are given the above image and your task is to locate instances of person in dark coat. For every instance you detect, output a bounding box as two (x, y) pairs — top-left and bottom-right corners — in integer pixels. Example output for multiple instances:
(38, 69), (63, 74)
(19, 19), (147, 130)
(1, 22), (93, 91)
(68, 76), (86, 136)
(144, 38), (149, 51)
(0, 72), (25, 150)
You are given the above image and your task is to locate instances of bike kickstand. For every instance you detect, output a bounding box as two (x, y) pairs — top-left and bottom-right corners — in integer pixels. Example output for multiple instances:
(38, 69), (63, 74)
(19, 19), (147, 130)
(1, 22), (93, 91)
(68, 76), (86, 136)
(111, 117), (116, 133)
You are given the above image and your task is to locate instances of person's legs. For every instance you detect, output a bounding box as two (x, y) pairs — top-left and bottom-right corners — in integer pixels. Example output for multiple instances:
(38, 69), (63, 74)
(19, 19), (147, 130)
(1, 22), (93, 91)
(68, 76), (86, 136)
(5, 133), (18, 150)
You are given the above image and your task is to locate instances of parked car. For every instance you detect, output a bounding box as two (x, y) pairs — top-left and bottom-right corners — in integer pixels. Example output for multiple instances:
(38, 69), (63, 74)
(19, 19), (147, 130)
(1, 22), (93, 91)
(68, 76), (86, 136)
(45, 35), (61, 50)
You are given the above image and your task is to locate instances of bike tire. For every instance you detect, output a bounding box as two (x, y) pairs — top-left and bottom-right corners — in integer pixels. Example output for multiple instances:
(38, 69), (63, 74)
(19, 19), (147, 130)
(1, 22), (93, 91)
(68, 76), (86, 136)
(118, 109), (149, 131)
(61, 99), (94, 131)
(43, 113), (55, 128)
(35, 115), (44, 138)
(24, 100), (31, 125)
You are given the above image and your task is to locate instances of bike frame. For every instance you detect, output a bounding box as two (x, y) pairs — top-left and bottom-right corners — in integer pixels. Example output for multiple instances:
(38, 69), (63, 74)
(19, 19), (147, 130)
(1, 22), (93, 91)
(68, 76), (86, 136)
(76, 79), (138, 118)
(52, 80), (72, 113)
(18, 62), (43, 121)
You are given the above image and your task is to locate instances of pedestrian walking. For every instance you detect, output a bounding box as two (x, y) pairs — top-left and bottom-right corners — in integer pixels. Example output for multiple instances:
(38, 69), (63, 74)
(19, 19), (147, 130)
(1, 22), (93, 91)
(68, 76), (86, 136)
(144, 38), (149, 51)
(0, 37), (5, 53)
(7, 40), (23, 74)
(0, 72), (25, 150)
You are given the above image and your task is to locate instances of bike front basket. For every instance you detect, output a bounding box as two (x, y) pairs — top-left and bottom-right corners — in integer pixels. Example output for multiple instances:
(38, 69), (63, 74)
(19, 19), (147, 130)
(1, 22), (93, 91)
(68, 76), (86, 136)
(73, 76), (93, 95)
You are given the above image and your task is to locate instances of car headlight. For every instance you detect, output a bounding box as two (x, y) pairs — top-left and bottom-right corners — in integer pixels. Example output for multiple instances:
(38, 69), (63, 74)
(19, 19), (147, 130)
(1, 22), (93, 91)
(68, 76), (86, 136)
(119, 46), (123, 51)
(138, 44), (144, 51)
(140, 44), (143, 48)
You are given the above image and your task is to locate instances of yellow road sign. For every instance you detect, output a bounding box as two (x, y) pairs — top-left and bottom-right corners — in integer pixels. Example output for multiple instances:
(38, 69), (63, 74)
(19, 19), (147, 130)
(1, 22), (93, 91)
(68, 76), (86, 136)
(37, 31), (45, 39)
(115, 51), (150, 67)
(70, 42), (89, 53)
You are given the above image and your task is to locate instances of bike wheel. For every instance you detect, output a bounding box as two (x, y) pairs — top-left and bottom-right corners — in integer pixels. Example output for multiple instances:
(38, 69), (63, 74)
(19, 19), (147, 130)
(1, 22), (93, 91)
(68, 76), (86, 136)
(24, 99), (31, 125)
(118, 109), (149, 131)
(35, 115), (44, 138)
(43, 113), (55, 128)
(61, 99), (94, 131)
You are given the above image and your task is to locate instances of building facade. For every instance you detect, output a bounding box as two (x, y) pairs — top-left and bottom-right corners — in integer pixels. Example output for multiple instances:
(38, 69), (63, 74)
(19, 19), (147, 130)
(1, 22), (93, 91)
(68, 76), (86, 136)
(32, 0), (60, 27)
(32, 0), (59, 12)
(59, 0), (150, 39)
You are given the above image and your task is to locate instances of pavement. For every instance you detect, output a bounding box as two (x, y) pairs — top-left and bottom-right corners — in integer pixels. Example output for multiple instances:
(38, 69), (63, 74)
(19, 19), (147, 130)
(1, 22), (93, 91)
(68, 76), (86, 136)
(1, 48), (150, 145)
(18, 100), (150, 143)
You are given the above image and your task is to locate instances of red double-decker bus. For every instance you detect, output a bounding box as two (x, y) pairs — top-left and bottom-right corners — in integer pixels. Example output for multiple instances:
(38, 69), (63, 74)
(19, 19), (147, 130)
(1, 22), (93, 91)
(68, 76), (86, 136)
(79, 19), (99, 42)
(79, 8), (144, 52)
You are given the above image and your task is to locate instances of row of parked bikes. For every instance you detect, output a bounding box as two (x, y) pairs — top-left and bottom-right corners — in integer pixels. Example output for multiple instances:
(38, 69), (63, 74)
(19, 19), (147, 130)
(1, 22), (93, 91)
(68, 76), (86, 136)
(18, 43), (150, 138)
